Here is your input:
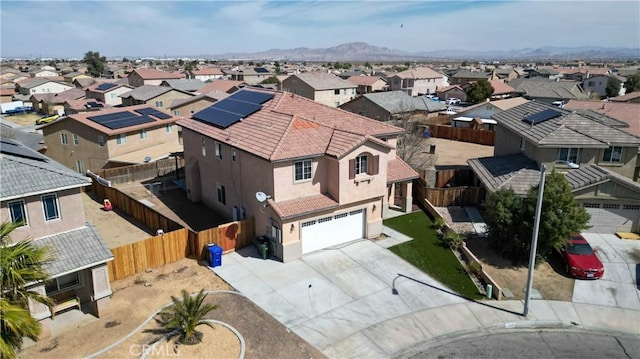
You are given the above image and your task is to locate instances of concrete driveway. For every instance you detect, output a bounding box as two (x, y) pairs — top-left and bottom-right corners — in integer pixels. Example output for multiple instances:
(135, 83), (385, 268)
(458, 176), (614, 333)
(212, 239), (466, 355)
(572, 233), (640, 310)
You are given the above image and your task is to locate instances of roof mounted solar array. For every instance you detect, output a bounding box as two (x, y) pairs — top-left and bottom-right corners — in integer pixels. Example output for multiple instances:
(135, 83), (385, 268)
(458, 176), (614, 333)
(96, 83), (117, 91)
(254, 67), (269, 73)
(192, 90), (274, 129)
(134, 107), (172, 119)
(88, 111), (155, 130)
(522, 109), (562, 125)
(85, 102), (104, 108)
(0, 138), (49, 162)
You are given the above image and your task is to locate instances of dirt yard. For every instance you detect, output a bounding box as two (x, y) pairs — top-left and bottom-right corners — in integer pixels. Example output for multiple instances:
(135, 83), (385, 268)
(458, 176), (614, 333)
(430, 137), (494, 166)
(3, 112), (42, 126)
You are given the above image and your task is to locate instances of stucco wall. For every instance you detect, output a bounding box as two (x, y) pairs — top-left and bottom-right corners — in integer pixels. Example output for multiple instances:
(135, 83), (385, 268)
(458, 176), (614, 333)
(171, 98), (215, 117)
(313, 88), (356, 107)
(340, 97), (391, 122)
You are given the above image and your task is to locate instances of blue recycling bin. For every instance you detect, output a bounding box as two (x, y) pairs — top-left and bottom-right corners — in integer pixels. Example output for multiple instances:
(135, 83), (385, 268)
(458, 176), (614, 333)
(207, 244), (222, 268)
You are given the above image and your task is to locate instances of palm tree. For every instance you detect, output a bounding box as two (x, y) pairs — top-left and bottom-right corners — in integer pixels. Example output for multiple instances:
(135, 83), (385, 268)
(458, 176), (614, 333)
(159, 289), (219, 345)
(0, 221), (53, 358)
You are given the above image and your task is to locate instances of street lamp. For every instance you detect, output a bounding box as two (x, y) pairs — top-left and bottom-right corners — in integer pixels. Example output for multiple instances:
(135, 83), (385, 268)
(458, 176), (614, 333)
(523, 165), (547, 316)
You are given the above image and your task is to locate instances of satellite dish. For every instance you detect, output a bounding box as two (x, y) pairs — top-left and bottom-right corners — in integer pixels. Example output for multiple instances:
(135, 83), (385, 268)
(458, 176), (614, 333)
(144, 156), (152, 163)
(255, 191), (268, 203)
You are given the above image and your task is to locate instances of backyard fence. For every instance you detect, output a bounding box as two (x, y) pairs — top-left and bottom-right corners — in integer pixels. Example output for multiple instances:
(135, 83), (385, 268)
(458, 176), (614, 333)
(418, 186), (485, 207)
(428, 125), (495, 146)
(96, 157), (184, 184)
(435, 168), (476, 188)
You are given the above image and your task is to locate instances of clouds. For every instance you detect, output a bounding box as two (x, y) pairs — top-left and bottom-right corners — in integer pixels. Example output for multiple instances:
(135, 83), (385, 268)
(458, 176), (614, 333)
(1, 1), (638, 58)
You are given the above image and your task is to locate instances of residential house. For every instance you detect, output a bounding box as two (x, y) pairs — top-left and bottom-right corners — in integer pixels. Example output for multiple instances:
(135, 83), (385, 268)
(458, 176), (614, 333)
(196, 80), (246, 94)
(85, 82), (134, 106)
(41, 87), (85, 115)
(72, 77), (97, 89)
(0, 87), (15, 102)
(0, 138), (113, 337)
(160, 79), (205, 93)
(387, 67), (448, 97)
(168, 91), (228, 117)
(561, 67), (610, 82)
(582, 74), (616, 98)
(346, 76), (388, 94)
(493, 68), (519, 81)
(63, 72), (92, 83)
(508, 78), (590, 104)
(127, 68), (185, 87)
(564, 100), (640, 137)
(31, 69), (59, 78)
(64, 98), (109, 115)
(467, 101), (640, 232)
(105, 65), (126, 79)
(609, 91), (640, 103)
(340, 90), (445, 122)
(177, 88), (418, 262)
(17, 78), (73, 96)
(281, 72), (357, 107)
(223, 67), (272, 85)
(189, 67), (224, 81)
(527, 67), (562, 80)
(436, 85), (468, 102)
(488, 79), (517, 100)
(40, 105), (182, 171)
(119, 85), (194, 110)
(449, 69), (494, 85)
(451, 97), (528, 130)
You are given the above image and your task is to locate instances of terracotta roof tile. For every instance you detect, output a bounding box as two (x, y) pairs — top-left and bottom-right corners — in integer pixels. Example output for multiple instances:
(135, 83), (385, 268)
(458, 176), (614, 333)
(564, 100), (640, 137)
(387, 158), (419, 183)
(197, 80), (246, 94)
(488, 80), (516, 95)
(269, 193), (339, 219)
(192, 67), (223, 76)
(132, 68), (184, 80)
(347, 76), (385, 86)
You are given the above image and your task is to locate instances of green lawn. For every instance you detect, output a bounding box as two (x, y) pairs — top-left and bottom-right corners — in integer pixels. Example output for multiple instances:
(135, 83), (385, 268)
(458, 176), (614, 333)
(385, 211), (483, 299)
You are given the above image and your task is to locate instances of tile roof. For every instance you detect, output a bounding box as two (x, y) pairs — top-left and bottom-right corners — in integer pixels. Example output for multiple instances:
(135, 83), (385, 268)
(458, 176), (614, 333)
(44, 88), (85, 104)
(86, 82), (131, 93)
(160, 79), (205, 92)
(291, 73), (356, 90)
(387, 158), (419, 183)
(0, 88), (16, 96)
(508, 78), (589, 100)
(0, 138), (90, 200)
(169, 91), (228, 109)
(131, 68), (185, 80)
(346, 76), (386, 86)
(610, 91), (640, 102)
(490, 97), (530, 110)
(177, 89), (403, 162)
(564, 100), (640, 137)
(268, 193), (339, 220)
(492, 101), (640, 147)
(17, 77), (55, 89)
(488, 80), (516, 95)
(119, 85), (174, 101)
(192, 67), (223, 76)
(452, 69), (491, 79)
(34, 223), (113, 278)
(197, 80), (245, 94)
(73, 77), (97, 88)
(392, 67), (443, 80)
(64, 98), (110, 111)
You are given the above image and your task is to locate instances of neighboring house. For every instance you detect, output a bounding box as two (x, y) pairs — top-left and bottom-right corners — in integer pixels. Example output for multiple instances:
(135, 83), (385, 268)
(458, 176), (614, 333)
(281, 72), (357, 107)
(177, 88), (418, 262)
(488, 79), (517, 100)
(168, 91), (228, 117)
(0, 87), (15, 102)
(189, 67), (224, 81)
(160, 79), (205, 93)
(64, 98), (108, 115)
(39, 105), (182, 171)
(449, 69), (494, 85)
(31, 69), (59, 78)
(508, 78), (590, 103)
(528, 67), (562, 80)
(610, 91), (640, 103)
(582, 74), (615, 98)
(452, 97), (528, 130)
(119, 85), (194, 110)
(63, 72), (92, 83)
(197, 80), (246, 94)
(72, 77), (97, 89)
(127, 68), (185, 87)
(16, 78), (73, 96)
(0, 138), (113, 337)
(85, 82), (134, 106)
(223, 67), (272, 85)
(387, 67), (448, 97)
(493, 68), (519, 81)
(436, 85), (468, 102)
(41, 88), (85, 115)
(564, 100), (640, 137)
(340, 90), (445, 122)
(105, 66), (126, 79)
(346, 76), (388, 94)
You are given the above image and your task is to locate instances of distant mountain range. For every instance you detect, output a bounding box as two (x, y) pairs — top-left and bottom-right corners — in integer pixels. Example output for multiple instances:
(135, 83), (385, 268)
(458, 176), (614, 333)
(208, 42), (639, 62)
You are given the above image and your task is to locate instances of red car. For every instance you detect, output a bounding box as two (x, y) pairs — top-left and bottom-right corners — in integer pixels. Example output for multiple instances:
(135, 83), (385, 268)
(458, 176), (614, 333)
(560, 234), (604, 279)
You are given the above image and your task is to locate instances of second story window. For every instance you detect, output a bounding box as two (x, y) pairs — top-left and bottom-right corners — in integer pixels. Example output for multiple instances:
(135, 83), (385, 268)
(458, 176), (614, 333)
(215, 142), (222, 160)
(60, 133), (68, 145)
(173, 110), (180, 116)
(558, 148), (579, 164)
(166, 124), (173, 133)
(97, 135), (105, 147)
(155, 100), (164, 108)
(140, 129), (148, 140)
(217, 184), (226, 205)
(7, 200), (27, 226)
(294, 159), (312, 181)
(232, 150), (237, 162)
(334, 89), (340, 95)
(116, 134), (127, 145)
(72, 133), (79, 145)
(356, 154), (368, 175)
(349, 153), (379, 179)
(41, 193), (60, 221)
(201, 137), (206, 156)
(602, 146), (622, 163)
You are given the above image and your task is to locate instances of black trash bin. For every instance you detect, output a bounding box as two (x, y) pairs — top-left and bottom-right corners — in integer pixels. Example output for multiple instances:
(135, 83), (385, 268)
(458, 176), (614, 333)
(254, 236), (270, 260)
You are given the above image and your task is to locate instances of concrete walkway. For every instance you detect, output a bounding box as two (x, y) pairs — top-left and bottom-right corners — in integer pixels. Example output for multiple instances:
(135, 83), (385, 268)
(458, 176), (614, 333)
(213, 231), (640, 358)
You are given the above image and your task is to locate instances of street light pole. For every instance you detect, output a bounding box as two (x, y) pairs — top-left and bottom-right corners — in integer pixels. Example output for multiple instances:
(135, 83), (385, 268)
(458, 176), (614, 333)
(523, 165), (547, 316)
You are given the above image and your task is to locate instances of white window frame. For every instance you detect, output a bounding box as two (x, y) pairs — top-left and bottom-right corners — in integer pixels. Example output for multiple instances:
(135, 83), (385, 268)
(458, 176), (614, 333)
(215, 142), (222, 160)
(232, 150), (237, 162)
(294, 159), (312, 182)
(72, 133), (79, 145)
(154, 100), (163, 108)
(166, 124), (173, 133)
(139, 129), (148, 140)
(45, 272), (82, 295)
(97, 135), (105, 147)
(116, 134), (127, 145)
(173, 110), (180, 116)
(41, 193), (60, 221)
(7, 199), (27, 226)
(201, 137), (206, 156)
(355, 154), (368, 175)
(558, 148), (579, 164)
(602, 146), (623, 163)
(76, 160), (85, 174)
(60, 133), (69, 145)
(217, 184), (226, 205)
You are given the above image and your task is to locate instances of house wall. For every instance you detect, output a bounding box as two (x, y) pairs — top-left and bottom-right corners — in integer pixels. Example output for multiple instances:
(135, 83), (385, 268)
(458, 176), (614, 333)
(583, 75), (609, 98)
(106, 124), (180, 159)
(338, 143), (389, 203)
(99, 87), (132, 106)
(1, 187), (86, 241)
(388, 76), (447, 97)
(33, 70), (58, 78)
(21, 82), (72, 95)
(314, 88), (356, 107)
(438, 87), (467, 101)
(282, 78), (315, 100)
(273, 157), (327, 201)
(458, 102), (499, 119)
(340, 97), (392, 122)
(42, 103), (66, 116)
(171, 98), (215, 117)
(128, 72), (144, 87)
(147, 91), (194, 110)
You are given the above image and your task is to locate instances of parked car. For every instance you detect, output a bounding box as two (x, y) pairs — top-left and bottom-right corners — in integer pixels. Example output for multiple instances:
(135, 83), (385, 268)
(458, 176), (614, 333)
(447, 98), (461, 105)
(36, 114), (60, 125)
(424, 94), (440, 102)
(559, 234), (604, 279)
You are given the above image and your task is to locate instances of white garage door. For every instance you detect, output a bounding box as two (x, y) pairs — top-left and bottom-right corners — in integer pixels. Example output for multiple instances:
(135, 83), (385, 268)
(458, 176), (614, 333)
(301, 209), (365, 254)
(584, 203), (640, 233)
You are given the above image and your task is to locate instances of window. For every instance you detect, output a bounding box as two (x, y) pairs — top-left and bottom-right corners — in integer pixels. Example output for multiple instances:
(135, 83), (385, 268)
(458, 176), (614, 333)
(334, 89), (340, 95)
(215, 142), (222, 159)
(116, 134), (127, 145)
(45, 272), (80, 294)
(7, 200), (27, 226)
(139, 129), (147, 140)
(217, 184), (226, 205)
(72, 133), (79, 145)
(588, 81), (595, 86)
(76, 160), (85, 174)
(201, 137), (206, 156)
(166, 124), (173, 133)
(334, 102), (340, 107)
(60, 133), (68, 145)
(110, 93), (117, 100)
(232, 150), (237, 162)
(558, 148), (579, 164)
(355, 154), (368, 175)
(154, 100), (163, 108)
(519, 137), (525, 151)
(97, 135), (105, 147)
(602, 146), (622, 163)
(173, 110), (180, 116)
(41, 194), (60, 221)
(294, 159), (312, 181)
(349, 153), (379, 179)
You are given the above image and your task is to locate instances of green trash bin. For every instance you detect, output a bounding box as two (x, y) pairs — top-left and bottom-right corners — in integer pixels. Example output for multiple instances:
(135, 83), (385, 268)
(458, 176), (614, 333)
(255, 236), (270, 260)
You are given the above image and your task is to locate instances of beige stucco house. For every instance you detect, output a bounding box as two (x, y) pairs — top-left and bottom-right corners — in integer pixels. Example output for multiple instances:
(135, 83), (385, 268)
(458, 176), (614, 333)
(169, 91), (229, 117)
(17, 78), (73, 96)
(119, 85), (194, 110)
(387, 67), (449, 97)
(127, 68), (185, 87)
(281, 72), (357, 107)
(177, 88), (418, 262)
(0, 138), (113, 338)
(85, 82), (134, 106)
(40, 105), (182, 171)
(223, 67), (272, 85)
(347, 76), (388, 94)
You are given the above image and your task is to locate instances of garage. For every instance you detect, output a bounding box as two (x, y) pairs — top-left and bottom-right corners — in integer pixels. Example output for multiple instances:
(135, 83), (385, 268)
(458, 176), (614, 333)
(583, 203), (640, 233)
(301, 209), (365, 254)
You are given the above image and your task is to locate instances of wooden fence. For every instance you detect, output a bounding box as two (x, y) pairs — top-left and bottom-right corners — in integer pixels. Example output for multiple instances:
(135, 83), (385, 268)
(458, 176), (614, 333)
(97, 157), (184, 184)
(417, 184), (484, 207)
(428, 125), (495, 146)
(435, 168), (476, 188)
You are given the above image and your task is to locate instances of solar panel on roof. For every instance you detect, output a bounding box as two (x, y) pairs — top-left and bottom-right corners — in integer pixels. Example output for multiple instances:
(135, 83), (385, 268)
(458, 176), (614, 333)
(88, 111), (135, 125)
(254, 67), (269, 73)
(522, 109), (562, 125)
(103, 116), (155, 130)
(134, 107), (171, 119)
(86, 102), (104, 108)
(211, 99), (261, 117)
(96, 83), (117, 91)
(192, 107), (244, 129)
(228, 90), (274, 104)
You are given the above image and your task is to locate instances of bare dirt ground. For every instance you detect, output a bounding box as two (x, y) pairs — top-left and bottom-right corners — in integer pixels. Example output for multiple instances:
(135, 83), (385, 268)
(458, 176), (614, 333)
(2, 112), (41, 126)
(429, 137), (494, 166)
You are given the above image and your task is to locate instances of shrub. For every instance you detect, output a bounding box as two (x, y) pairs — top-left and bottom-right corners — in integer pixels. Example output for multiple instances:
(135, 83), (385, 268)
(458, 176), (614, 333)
(467, 261), (483, 277)
(443, 230), (464, 249)
(433, 216), (446, 230)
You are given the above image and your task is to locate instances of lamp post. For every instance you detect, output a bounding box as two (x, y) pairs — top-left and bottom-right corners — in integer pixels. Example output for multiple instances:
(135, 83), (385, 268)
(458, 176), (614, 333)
(523, 165), (547, 316)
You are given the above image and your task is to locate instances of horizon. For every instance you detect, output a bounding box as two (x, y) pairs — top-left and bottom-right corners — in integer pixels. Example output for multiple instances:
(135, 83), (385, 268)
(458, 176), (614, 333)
(1, 1), (639, 58)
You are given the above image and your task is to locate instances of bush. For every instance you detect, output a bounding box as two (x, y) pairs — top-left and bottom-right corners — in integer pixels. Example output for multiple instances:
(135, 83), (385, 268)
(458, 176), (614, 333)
(443, 230), (464, 249)
(433, 216), (446, 230)
(467, 261), (483, 277)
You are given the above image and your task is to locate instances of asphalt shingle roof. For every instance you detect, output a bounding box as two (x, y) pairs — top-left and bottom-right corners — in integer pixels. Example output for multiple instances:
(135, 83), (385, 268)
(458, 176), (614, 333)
(35, 223), (113, 278)
(161, 79), (205, 92)
(508, 78), (589, 100)
(0, 138), (90, 200)
(467, 154), (540, 195)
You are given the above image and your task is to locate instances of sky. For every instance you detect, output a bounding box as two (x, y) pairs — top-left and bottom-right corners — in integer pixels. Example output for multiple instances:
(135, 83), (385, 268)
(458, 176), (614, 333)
(1, 0), (639, 58)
